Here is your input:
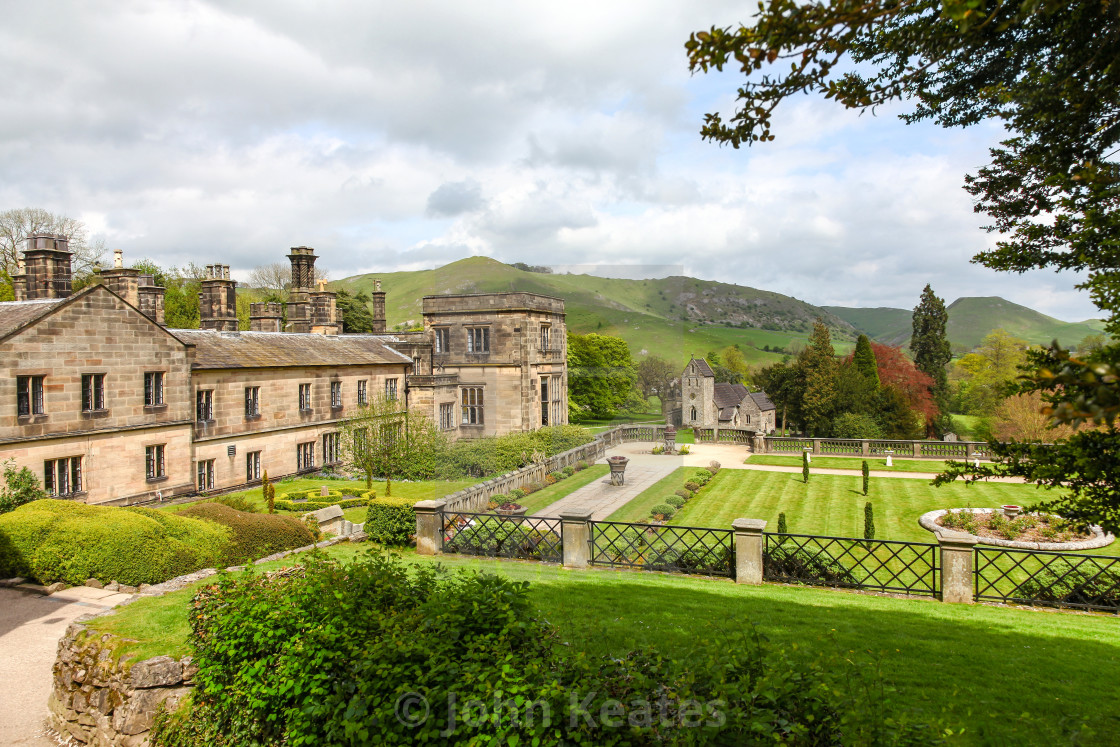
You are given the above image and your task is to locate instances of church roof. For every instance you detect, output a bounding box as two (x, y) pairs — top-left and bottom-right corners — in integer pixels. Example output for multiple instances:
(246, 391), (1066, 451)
(174, 329), (413, 369)
(713, 382), (749, 409)
(718, 406), (737, 422)
(750, 391), (776, 411)
(688, 357), (714, 377)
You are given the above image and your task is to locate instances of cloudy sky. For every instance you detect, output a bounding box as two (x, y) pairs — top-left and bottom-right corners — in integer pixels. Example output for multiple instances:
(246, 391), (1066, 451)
(0, 1), (1098, 320)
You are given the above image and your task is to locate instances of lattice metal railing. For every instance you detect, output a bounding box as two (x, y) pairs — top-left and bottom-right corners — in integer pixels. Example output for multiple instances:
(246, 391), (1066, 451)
(590, 520), (735, 577)
(442, 511), (563, 563)
(763, 533), (939, 597)
(975, 547), (1120, 613)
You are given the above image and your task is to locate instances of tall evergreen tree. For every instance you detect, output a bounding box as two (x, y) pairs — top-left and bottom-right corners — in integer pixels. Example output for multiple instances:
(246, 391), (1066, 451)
(910, 285), (951, 430)
(852, 334), (880, 389)
(799, 319), (837, 436)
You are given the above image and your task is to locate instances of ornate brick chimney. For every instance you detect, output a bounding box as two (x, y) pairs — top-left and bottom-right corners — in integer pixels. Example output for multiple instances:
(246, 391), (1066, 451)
(285, 246), (316, 333)
(371, 278), (387, 333)
(250, 302), (283, 332)
(137, 274), (166, 325)
(99, 249), (141, 307)
(16, 234), (72, 300)
(310, 278), (339, 336)
(198, 264), (238, 331)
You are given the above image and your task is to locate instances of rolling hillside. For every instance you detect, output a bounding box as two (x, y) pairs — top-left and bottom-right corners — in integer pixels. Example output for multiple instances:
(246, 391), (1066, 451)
(826, 296), (1105, 352)
(334, 257), (857, 366)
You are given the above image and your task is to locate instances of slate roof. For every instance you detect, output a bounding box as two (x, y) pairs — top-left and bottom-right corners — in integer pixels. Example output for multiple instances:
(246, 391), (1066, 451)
(713, 382), (749, 409)
(0, 298), (66, 340)
(173, 329), (413, 369)
(688, 357), (715, 378)
(750, 391), (776, 411)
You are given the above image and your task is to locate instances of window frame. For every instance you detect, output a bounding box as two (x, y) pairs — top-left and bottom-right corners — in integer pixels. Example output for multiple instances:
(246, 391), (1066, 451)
(466, 327), (490, 353)
(44, 456), (82, 497)
(196, 389), (214, 422)
(439, 402), (455, 430)
(296, 441), (315, 471)
(245, 386), (261, 418)
(461, 386), (484, 425)
(298, 383), (312, 412)
(144, 371), (165, 407)
(433, 327), (450, 354)
(246, 450), (261, 482)
(541, 324), (551, 350)
(196, 459), (215, 492)
(322, 432), (340, 465)
(357, 379), (368, 406)
(16, 375), (44, 417)
(81, 373), (106, 412)
(385, 378), (398, 401)
(330, 381), (343, 409)
(145, 444), (166, 481)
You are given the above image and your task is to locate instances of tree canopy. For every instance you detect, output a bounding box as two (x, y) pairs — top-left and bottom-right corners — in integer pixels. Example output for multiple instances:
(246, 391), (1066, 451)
(566, 332), (637, 420)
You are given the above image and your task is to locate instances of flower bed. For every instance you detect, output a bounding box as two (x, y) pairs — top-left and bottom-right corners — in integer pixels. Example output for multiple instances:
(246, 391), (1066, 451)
(919, 508), (1115, 551)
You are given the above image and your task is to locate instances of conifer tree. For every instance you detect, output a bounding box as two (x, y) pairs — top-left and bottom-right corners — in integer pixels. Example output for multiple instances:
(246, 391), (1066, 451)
(852, 334), (880, 389)
(777, 512), (787, 534)
(861, 460), (870, 496)
(864, 502), (875, 542)
(802, 450), (810, 483)
(799, 319), (837, 436)
(910, 285), (951, 429)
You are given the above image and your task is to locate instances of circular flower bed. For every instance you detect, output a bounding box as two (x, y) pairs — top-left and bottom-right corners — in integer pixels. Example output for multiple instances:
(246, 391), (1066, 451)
(919, 508), (1114, 551)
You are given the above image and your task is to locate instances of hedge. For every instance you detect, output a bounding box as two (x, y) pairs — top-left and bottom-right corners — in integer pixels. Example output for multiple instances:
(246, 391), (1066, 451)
(176, 503), (315, 565)
(0, 500), (228, 586)
(273, 497), (370, 512)
(365, 497), (416, 545)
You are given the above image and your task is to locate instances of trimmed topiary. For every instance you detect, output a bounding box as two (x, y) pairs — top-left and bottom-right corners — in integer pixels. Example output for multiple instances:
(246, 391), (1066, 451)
(665, 495), (686, 509)
(650, 503), (676, 519)
(0, 500), (228, 586)
(177, 503), (315, 564)
(365, 497), (417, 546)
(684, 480), (700, 492)
(675, 488), (693, 501)
(708, 460), (721, 474)
(213, 494), (257, 513)
(777, 512), (788, 534)
(561, 466), (575, 478)
(508, 488), (527, 500)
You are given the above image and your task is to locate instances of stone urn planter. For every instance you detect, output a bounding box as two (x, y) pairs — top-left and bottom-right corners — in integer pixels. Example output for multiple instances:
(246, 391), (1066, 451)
(607, 455), (630, 486)
(494, 504), (528, 520)
(1001, 504), (1022, 519)
(662, 425), (677, 455)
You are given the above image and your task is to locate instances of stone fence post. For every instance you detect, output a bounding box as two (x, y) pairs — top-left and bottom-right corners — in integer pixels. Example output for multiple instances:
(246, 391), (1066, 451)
(937, 529), (978, 603)
(559, 511), (592, 569)
(812, 439), (821, 455)
(732, 519), (767, 585)
(861, 439), (870, 456)
(414, 500), (443, 556)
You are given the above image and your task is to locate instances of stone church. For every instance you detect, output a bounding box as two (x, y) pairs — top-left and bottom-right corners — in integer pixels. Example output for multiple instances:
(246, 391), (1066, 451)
(0, 235), (567, 505)
(677, 356), (776, 432)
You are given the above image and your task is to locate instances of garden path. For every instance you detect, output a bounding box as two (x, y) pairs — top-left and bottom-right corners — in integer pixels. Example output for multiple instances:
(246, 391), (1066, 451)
(0, 585), (135, 745)
(533, 462), (676, 521)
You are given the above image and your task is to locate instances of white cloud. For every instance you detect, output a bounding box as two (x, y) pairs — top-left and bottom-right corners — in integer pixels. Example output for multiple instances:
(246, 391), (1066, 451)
(0, 0), (1100, 321)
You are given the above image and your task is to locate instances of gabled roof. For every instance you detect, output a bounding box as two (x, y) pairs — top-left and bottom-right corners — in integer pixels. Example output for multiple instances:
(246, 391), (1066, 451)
(174, 329), (413, 369)
(0, 298), (65, 339)
(686, 357), (714, 378)
(713, 382), (749, 409)
(718, 406), (737, 422)
(750, 391), (776, 411)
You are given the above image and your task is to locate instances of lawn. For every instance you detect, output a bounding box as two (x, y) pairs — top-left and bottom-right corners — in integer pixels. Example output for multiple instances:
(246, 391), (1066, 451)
(90, 544), (1120, 745)
(746, 454), (955, 473)
(605, 466), (711, 523)
(671, 469), (1064, 543)
(522, 464), (609, 514)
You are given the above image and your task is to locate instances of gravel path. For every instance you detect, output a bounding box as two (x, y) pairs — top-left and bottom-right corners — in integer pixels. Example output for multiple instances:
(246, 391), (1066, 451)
(0, 586), (135, 745)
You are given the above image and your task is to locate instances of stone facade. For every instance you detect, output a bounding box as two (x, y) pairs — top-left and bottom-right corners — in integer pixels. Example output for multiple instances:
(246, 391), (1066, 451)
(0, 244), (567, 505)
(676, 356), (775, 433)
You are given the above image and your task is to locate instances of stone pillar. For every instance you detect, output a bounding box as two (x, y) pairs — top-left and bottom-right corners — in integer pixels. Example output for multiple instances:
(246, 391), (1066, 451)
(965, 443), (975, 460)
(861, 440), (870, 456)
(912, 442), (922, 458)
(732, 518), (767, 585)
(937, 529), (978, 603)
(812, 438), (821, 455)
(414, 500), (444, 556)
(559, 511), (592, 569)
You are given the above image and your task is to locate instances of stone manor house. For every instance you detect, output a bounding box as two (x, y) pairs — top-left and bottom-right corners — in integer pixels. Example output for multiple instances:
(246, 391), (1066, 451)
(0, 235), (567, 505)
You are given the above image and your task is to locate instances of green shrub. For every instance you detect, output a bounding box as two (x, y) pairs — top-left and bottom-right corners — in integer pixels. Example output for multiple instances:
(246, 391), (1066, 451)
(176, 503), (314, 564)
(561, 466), (575, 477)
(212, 494), (257, 513)
(864, 502), (875, 542)
(0, 500), (228, 586)
(764, 544), (860, 586)
(684, 480), (700, 492)
(650, 502), (676, 519)
(777, 512), (788, 534)
(0, 458), (47, 515)
(674, 488), (692, 501)
(708, 460), (721, 474)
(665, 495), (686, 509)
(364, 497), (416, 545)
(273, 497), (369, 513)
(280, 488), (345, 502)
(575, 460), (588, 471)
(862, 460), (870, 496)
(1013, 559), (1120, 608)
(508, 488), (527, 500)
(153, 553), (935, 746)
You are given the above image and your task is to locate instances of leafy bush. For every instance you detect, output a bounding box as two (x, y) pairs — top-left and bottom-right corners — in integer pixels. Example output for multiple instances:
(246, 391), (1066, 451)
(694, 468), (713, 484)
(678, 444), (690, 455)
(523, 481), (544, 494)
(211, 494), (257, 513)
(508, 488), (527, 500)
(684, 480), (700, 492)
(364, 497), (416, 545)
(561, 466), (575, 478)
(176, 503), (314, 564)
(1013, 558), (1120, 608)
(939, 509), (979, 533)
(763, 545), (860, 586)
(153, 553), (937, 746)
(0, 500), (228, 585)
(446, 519), (552, 559)
(544, 473), (558, 485)
(650, 502), (676, 519)
(0, 458), (46, 515)
(281, 488), (345, 502)
(438, 426), (595, 478)
(273, 497), (369, 513)
(575, 460), (588, 471)
(708, 460), (721, 474)
(674, 488), (692, 501)
(665, 495), (686, 509)
(651, 445), (665, 455)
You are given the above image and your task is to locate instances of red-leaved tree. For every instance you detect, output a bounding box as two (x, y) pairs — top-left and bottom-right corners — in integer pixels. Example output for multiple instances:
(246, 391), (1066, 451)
(871, 343), (938, 427)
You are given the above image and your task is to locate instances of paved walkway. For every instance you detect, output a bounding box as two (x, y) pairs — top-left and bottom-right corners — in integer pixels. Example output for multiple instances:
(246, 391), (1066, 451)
(0, 585), (136, 745)
(533, 462), (677, 521)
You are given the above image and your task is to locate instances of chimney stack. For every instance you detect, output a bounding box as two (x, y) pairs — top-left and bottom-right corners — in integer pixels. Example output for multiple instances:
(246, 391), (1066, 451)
(371, 278), (387, 333)
(99, 249), (141, 307)
(310, 278), (339, 335)
(285, 246), (316, 333)
(250, 302), (283, 332)
(137, 274), (166, 325)
(18, 234), (72, 300)
(198, 264), (238, 331)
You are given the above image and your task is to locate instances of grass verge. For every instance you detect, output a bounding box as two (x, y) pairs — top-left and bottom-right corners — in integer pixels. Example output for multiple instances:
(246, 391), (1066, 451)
(606, 466), (711, 523)
(522, 464), (609, 514)
(746, 454), (955, 473)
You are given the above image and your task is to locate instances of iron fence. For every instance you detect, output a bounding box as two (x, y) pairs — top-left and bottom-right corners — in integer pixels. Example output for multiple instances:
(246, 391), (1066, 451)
(441, 511), (563, 563)
(763, 533), (939, 597)
(590, 520), (735, 577)
(975, 547), (1120, 613)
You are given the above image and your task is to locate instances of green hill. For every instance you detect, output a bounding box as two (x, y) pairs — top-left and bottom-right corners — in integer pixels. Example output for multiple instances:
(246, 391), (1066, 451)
(334, 257), (857, 367)
(826, 297), (1105, 352)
